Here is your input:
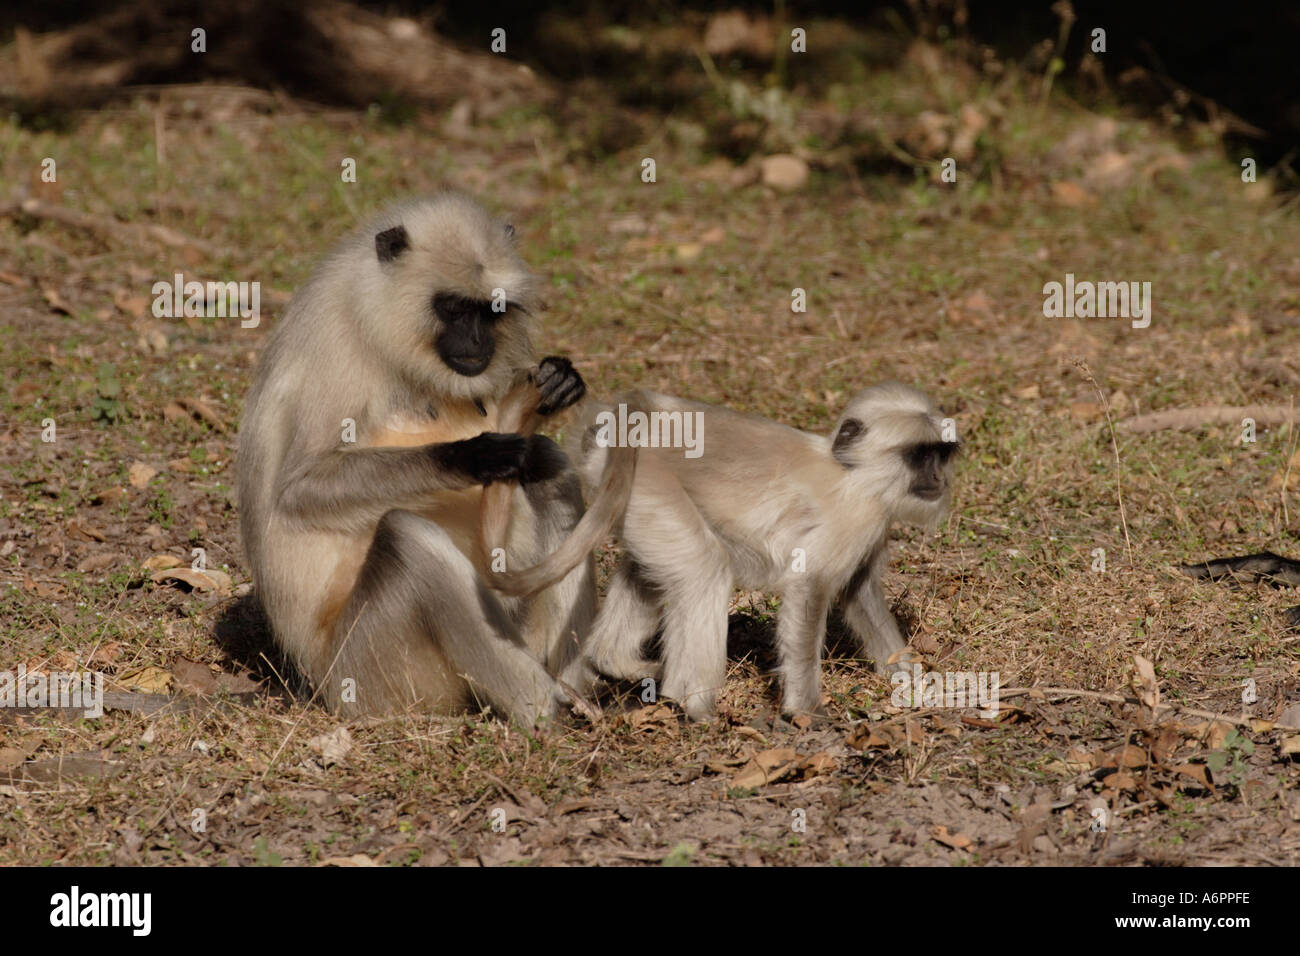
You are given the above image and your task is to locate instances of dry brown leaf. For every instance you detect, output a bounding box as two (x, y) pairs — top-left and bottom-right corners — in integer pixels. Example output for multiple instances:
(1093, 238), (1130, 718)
(629, 702), (678, 731)
(307, 727), (353, 766)
(112, 289), (149, 316)
(704, 754), (748, 774)
(1280, 735), (1300, 757)
(1195, 719), (1234, 751)
(177, 397), (227, 432)
(128, 462), (158, 488)
(66, 518), (106, 542)
(41, 286), (73, 314)
(1132, 654), (1160, 710)
(75, 552), (119, 573)
(1050, 181), (1096, 207)
(151, 567), (232, 595)
(171, 657), (219, 695)
(86, 642), (124, 666)
(1105, 771), (1139, 794)
(734, 725), (767, 744)
(731, 747), (799, 789)
(117, 666), (173, 694)
(798, 751), (837, 778)
(1092, 744), (1148, 770)
(142, 554), (182, 571)
(931, 824), (974, 850)
(846, 719), (924, 751)
(0, 746), (32, 771)
(1172, 762), (1214, 790)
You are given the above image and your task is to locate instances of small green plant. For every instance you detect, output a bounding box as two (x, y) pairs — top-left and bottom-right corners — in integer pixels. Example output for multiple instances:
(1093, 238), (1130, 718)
(1206, 729), (1255, 792)
(661, 842), (695, 867)
(91, 363), (125, 424)
(251, 836), (283, 867)
(146, 484), (174, 529)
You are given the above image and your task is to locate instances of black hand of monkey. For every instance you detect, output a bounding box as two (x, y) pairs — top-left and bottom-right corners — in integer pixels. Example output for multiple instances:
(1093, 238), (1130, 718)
(435, 432), (528, 485)
(519, 434), (568, 485)
(534, 356), (586, 415)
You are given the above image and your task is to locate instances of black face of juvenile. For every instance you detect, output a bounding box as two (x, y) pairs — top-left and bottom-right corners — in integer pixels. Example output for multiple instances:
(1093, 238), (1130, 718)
(432, 292), (501, 377)
(904, 441), (958, 500)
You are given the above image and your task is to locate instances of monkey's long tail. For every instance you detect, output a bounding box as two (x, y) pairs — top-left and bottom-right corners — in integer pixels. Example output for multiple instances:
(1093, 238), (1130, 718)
(477, 376), (638, 598)
(481, 443), (636, 598)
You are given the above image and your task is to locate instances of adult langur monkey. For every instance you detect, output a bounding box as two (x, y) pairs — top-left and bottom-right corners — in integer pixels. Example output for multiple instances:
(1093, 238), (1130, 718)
(479, 383), (958, 720)
(237, 193), (595, 725)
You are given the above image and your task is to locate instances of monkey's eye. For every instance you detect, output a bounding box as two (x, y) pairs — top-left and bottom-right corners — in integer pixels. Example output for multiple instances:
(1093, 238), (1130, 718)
(903, 441), (958, 470)
(433, 293), (484, 324)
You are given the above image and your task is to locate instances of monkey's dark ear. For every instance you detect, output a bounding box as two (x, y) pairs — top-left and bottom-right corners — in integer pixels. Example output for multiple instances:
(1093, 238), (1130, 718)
(832, 418), (864, 466)
(375, 225), (410, 263)
(504, 223), (516, 239)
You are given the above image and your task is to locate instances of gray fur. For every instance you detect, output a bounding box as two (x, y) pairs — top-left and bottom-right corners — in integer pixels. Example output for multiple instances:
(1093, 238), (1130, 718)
(560, 383), (956, 720)
(237, 193), (592, 724)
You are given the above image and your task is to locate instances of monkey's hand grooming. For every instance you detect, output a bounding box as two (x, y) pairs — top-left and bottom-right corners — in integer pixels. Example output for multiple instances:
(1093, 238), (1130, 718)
(477, 367), (634, 599)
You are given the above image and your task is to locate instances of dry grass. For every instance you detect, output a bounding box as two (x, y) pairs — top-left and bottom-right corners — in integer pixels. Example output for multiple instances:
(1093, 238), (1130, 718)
(1, 46), (1299, 865)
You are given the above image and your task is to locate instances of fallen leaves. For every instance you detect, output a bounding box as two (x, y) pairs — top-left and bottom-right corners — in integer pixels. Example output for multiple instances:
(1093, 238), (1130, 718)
(127, 462), (158, 488)
(729, 747), (837, 790)
(117, 665), (173, 694)
(307, 727), (354, 767)
(846, 719), (925, 751)
(1131, 654), (1161, 711)
(150, 566), (232, 595)
(931, 824), (974, 851)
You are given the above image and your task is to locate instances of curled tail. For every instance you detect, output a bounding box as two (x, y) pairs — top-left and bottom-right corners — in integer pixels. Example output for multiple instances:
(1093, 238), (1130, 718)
(477, 374), (638, 598)
(483, 442), (636, 597)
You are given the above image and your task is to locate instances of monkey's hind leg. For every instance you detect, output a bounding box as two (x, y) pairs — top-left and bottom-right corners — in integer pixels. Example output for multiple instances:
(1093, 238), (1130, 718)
(573, 560), (663, 688)
(327, 510), (563, 726)
(657, 563), (732, 721)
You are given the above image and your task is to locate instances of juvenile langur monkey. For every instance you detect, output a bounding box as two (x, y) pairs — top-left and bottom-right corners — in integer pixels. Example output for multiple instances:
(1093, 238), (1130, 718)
(480, 383), (957, 720)
(238, 193), (595, 726)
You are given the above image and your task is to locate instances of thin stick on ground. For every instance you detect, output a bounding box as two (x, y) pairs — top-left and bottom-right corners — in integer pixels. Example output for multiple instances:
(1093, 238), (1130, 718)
(997, 686), (1300, 732)
(1075, 359), (1134, 566)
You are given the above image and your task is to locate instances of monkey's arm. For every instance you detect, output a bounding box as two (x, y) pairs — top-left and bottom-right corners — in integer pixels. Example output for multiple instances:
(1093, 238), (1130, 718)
(776, 588), (831, 715)
(839, 548), (909, 673)
(276, 434), (526, 532)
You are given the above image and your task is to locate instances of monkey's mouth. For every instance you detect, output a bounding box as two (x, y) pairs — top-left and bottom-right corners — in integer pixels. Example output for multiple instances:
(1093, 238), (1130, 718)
(911, 484), (944, 501)
(444, 354), (491, 376)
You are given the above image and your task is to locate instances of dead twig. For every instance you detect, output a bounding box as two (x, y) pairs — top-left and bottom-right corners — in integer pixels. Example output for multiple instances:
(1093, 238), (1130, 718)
(1117, 404), (1298, 435)
(1, 197), (215, 254)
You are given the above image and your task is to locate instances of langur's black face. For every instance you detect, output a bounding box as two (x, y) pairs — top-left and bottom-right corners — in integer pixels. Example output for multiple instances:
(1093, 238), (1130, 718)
(432, 292), (499, 377)
(903, 441), (959, 500)
(374, 220), (529, 381)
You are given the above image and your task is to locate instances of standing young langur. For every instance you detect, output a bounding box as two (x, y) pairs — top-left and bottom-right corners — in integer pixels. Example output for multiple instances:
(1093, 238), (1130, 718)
(480, 384), (958, 720)
(238, 193), (594, 725)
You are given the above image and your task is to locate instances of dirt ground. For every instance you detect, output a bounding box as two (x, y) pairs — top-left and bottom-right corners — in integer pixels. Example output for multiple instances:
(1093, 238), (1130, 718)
(2, 30), (1300, 866)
